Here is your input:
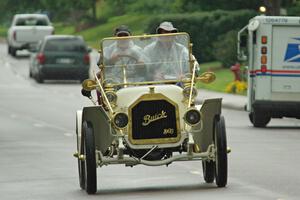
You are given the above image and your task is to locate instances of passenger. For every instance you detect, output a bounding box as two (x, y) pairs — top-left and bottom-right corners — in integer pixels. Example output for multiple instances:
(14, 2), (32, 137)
(143, 21), (199, 81)
(102, 25), (146, 83)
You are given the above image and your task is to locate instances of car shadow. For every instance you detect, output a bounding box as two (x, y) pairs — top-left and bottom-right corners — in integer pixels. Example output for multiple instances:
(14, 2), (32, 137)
(42, 80), (82, 84)
(265, 126), (300, 130)
(93, 183), (220, 196)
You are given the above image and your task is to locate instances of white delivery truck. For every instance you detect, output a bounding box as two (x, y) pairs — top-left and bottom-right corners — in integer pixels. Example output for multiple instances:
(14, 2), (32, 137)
(238, 16), (300, 127)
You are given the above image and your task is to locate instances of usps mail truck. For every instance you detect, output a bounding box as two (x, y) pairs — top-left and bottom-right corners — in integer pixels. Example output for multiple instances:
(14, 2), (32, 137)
(238, 16), (300, 127)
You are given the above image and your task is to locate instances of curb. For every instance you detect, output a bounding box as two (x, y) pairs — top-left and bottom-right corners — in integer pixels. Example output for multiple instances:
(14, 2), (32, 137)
(196, 89), (247, 111)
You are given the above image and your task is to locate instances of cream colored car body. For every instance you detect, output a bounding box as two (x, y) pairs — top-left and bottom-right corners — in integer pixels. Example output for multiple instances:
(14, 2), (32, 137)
(75, 33), (228, 193)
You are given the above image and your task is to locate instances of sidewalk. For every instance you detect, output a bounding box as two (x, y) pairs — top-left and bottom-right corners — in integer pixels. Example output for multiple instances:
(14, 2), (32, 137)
(196, 89), (247, 111)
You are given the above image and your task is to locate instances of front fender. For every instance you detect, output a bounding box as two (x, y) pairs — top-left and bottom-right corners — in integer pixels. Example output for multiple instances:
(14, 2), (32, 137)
(82, 106), (115, 154)
(192, 98), (222, 152)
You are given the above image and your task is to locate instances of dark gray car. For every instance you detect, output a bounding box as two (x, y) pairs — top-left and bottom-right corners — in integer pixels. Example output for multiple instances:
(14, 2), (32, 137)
(29, 35), (91, 83)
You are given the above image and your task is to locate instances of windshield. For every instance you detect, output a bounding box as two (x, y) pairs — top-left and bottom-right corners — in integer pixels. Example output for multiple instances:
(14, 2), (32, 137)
(44, 38), (86, 52)
(15, 17), (49, 26)
(101, 33), (191, 84)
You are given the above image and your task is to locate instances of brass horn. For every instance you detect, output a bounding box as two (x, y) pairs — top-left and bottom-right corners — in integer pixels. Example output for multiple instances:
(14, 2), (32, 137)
(82, 79), (97, 91)
(196, 72), (216, 84)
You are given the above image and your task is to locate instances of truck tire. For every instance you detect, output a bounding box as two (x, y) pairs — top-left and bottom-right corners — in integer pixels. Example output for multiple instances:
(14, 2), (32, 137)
(214, 116), (228, 187)
(252, 111), (271, 128)
(11, 47), (17, 57)
(83, 121), (97, 194)
(35, 71), (44, 83)
(8, 46), (11, 55)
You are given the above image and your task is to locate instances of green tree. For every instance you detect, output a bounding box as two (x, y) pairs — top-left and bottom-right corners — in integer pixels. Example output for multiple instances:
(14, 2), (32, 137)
(213, 30), (238, 67)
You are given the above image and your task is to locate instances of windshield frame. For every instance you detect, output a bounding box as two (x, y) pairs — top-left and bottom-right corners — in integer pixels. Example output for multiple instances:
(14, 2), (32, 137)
(98, 32), (193, 86)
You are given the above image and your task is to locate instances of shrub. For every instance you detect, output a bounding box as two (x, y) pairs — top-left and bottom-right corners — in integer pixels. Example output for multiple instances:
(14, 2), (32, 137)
(213, 30), (238, 67)
(145, 10), (257, 63)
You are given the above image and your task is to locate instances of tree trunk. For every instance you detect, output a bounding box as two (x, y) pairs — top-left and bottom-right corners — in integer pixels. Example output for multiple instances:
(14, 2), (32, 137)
(264, 0), (281, 15)
(92, 0), (97, 21)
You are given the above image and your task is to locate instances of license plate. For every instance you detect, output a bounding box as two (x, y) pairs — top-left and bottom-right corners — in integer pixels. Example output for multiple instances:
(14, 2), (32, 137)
(56, 58), (74, 64)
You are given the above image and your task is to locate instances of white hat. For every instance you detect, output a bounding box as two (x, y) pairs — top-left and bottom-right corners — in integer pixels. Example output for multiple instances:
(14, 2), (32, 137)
(156, 21), (178, 33)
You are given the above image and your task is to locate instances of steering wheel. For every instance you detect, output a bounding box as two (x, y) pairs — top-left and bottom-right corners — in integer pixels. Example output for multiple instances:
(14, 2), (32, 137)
(112, 54), (138, 66)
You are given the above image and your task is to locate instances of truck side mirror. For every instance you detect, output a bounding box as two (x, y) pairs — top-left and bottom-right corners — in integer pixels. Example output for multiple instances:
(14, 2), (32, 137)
(238, 50), (248, 61)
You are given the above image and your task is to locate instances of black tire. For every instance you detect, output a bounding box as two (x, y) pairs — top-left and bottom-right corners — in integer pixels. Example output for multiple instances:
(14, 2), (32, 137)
(202, 160), (215, 183)
(83, 121), (97, 194)
(252, 111), (271, 128)
(214, 115), (228, 187)
(11, 48), (17, 57)
(8, 45), (11, 55)
(249, 112), (253, 124)
(29, 70), (33, 78)
(35, 71), (44, 83)
(76, 116), (85, 190)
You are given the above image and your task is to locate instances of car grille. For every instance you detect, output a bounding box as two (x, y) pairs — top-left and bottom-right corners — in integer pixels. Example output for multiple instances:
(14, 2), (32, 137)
(129, 97), (180, 144)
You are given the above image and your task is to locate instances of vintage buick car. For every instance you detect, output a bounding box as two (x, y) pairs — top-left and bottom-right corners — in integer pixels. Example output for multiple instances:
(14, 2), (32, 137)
(74, 32), (229, 194)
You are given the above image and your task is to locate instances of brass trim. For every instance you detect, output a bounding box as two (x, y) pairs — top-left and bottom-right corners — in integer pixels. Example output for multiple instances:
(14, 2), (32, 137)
(99, 32), (191, 86)
(182, 86), (197, 101)
(128, 93), (181, 145)
(105, 91), (118, 107)
(82, 79), (97, 91)
(112, 112), (128, 130)
(101, 32), (190, 42)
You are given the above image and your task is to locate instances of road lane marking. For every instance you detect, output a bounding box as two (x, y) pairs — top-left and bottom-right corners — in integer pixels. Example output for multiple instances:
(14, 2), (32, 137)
(64, 133), (74, 137)
(189, 170), (201, 175)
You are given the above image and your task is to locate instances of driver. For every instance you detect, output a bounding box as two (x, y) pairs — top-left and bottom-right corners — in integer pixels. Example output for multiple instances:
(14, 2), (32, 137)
(143, 22), (199, 81)
(102, 25), (146, 82)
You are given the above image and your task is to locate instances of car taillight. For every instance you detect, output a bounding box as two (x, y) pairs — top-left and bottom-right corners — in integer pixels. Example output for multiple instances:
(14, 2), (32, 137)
(37, 53), (46, 64)
(84, 54), (90, 64)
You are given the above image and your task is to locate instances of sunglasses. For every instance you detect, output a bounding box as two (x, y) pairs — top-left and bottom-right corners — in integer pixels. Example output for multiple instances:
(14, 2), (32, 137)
(158, 29), (178, 34)
(116, 32), (130, 37)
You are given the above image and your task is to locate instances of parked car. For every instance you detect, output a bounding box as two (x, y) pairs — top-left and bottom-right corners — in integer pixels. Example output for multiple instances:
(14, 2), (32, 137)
(7, 14), (54, 56)
(74, 32), (229, 194)
(29, 35), (91, 83)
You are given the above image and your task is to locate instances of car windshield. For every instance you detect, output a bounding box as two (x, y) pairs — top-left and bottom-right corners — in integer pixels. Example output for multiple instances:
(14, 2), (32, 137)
(44, 38), (86, 52)
(16, 17), (49, 26)
(101, 33), (191, 84)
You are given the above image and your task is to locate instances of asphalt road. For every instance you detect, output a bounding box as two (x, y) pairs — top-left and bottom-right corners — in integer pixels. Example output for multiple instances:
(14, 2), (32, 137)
(0, 43), (300, 200)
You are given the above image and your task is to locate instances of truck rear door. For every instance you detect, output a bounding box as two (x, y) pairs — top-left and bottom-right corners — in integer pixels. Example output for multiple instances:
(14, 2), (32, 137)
(15, 26), (53, 43)
(271, 26), (300, 93)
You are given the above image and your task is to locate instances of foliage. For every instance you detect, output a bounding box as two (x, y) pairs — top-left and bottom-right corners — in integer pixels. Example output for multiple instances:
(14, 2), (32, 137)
(287, 1), (300, 16)
(0, 0), (97, 23)
(196, 63), (234, 93)
(213, 30), (238, 67)
(175, 0), (262, 12)
(225, 80), (247, 94)
(0, 26), (6, 37)
(145, 10), (257, 63)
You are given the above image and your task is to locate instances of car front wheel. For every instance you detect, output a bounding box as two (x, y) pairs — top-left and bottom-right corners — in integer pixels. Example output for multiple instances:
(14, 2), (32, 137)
(214, 115), (228, 187)
(82, 121), (97, 194)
